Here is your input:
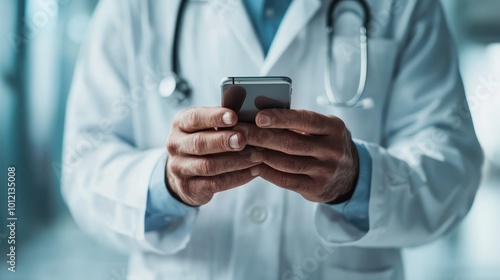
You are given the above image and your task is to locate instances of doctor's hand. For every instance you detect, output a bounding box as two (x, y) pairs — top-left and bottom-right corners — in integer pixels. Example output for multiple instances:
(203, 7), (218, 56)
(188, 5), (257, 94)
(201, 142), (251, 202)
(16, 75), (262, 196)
(165, 107), (261, 207)
(234, 109), (359, 204)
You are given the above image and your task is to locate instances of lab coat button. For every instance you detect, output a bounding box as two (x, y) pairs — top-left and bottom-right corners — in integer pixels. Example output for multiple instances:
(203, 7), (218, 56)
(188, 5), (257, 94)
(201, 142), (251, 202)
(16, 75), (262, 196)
(249, 206), (267, 223)
(164, 216), (173, 222)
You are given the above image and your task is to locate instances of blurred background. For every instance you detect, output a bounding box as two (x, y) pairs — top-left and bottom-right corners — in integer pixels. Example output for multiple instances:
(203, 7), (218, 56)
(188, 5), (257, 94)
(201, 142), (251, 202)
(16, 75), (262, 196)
(0, 0), (499, 279)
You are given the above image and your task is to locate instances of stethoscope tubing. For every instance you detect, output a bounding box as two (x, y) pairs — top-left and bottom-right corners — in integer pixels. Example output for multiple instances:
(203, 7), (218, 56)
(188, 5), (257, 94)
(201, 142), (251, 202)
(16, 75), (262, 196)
(323, 0), (370, 108)
(162, 0), (372, 109)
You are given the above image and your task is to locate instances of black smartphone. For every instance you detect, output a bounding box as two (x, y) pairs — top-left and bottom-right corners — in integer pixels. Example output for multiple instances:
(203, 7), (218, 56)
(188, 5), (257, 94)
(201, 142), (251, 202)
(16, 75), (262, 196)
(220, 76), (292, 123)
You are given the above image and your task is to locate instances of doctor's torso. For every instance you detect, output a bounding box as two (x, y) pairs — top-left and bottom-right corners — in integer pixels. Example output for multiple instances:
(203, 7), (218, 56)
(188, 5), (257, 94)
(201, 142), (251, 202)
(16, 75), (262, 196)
(84, 0), (417, 279)
(127, 0), (399, 148)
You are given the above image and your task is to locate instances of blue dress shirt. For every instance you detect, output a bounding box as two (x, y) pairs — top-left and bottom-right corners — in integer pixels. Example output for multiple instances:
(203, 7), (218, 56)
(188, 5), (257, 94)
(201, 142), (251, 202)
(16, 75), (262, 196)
(242, 0), (292, 55)
(145, 0), (372, 232)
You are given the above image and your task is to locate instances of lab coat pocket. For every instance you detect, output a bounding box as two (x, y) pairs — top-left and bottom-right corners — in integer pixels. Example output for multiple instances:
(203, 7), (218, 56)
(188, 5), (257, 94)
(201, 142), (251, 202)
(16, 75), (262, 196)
(319, 247), (402, 280)
(363, 38), (398, 102)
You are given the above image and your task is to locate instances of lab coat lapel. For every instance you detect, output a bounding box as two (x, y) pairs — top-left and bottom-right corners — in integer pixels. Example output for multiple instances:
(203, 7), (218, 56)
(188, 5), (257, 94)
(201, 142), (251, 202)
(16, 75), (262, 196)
(261, 0), (322, 75)
(211, 0), (265, 67)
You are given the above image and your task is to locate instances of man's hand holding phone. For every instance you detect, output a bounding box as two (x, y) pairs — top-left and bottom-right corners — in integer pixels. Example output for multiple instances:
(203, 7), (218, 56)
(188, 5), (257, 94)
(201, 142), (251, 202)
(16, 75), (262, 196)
(165, 107), (262, 207)
(165, 76), (359, 207)
(234, 109), (359, 204)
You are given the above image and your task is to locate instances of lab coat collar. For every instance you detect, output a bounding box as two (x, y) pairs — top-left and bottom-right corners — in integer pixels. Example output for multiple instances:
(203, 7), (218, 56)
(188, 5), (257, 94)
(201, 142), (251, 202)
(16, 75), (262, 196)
(211, 0), (265, 67)
(262, 0), (322, 75)
(211, 0), (322, 75)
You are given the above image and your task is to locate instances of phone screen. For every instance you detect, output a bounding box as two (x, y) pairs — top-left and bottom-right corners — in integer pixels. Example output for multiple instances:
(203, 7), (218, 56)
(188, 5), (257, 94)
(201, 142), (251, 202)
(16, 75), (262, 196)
(221, 77), (292, 123)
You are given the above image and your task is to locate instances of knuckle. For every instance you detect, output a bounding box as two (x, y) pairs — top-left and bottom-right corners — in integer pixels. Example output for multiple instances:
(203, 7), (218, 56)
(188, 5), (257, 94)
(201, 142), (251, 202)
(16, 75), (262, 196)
(330, 115), (345, 130)
(199, 159), (214, 175)
(219, 134), (231, 150)
(181, 109), (199, 130)
(317, 115), (330, 132)
(256, 129), (271, 146)
(191, 133), (205, 154)
(172, 110), (185, 128)
(177, 177), (191, 192)
(317, 164), (335, 180)
(207, 177), (223, 193)
(190, 179), (207, 197)
(225, 157), (238, 170)
(284, 137), (310, 153)
(278, 174), (291, 188)
(303, 111), (322, 132)
(283, 138), (297, 152)
(233, 171), (246, 185)
(312, 187), (327, 199)
(281, 176), (302, 191)
(328, 148), (344, 162)
(292, 160), (309, 174)
(282, 157), (297, 171)
(184, 109), (197, 127)
(219, 173), (231, 189)
(293, 180), (308, 194)
(168, 157), (182, 175)
(166, 139), (178, 155)
(188, 110), (200, 128)
(298, 111), (309, 124)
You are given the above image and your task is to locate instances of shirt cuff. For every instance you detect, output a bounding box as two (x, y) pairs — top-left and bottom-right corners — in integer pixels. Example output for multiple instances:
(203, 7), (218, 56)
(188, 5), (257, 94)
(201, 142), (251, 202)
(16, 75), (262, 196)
(327, 141), (372, 232)
(145, 152), (198, 232)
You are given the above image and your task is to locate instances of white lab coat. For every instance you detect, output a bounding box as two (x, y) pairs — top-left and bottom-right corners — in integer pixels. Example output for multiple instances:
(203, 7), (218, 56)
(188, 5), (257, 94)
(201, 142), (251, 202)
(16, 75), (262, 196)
(61, 0), (483, 279)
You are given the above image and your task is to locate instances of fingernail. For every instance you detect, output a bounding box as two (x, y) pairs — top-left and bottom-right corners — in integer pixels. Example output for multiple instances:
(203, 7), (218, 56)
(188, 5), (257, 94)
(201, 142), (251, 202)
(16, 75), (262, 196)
(250, 166), (260, 177)
(223, 112), (234, 125)
(229, 134), (240, 150)
(249, 151), (263, 163)
(259, 114), (271, 127)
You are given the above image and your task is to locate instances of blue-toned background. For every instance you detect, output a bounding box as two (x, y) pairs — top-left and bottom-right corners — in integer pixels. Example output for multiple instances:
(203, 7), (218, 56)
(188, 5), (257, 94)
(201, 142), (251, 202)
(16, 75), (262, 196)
(0, 0), (499, 279)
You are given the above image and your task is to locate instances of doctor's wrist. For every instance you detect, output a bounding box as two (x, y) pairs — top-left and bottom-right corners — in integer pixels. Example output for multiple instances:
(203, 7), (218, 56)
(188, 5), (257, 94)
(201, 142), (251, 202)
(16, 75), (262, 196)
(326, 140), (360, 205)
(164, 163), (199, 208)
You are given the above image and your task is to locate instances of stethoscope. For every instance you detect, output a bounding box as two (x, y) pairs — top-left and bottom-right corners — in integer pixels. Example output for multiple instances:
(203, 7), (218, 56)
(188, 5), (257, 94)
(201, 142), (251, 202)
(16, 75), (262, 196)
(159, 0), (373, 109)
(158, 0), (191, 104)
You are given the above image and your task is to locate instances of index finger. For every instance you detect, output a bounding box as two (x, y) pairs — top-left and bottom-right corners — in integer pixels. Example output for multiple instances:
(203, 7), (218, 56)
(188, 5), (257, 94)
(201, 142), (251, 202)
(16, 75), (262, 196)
(255, 109), (341, 135)
(175, 107), (238, 132)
